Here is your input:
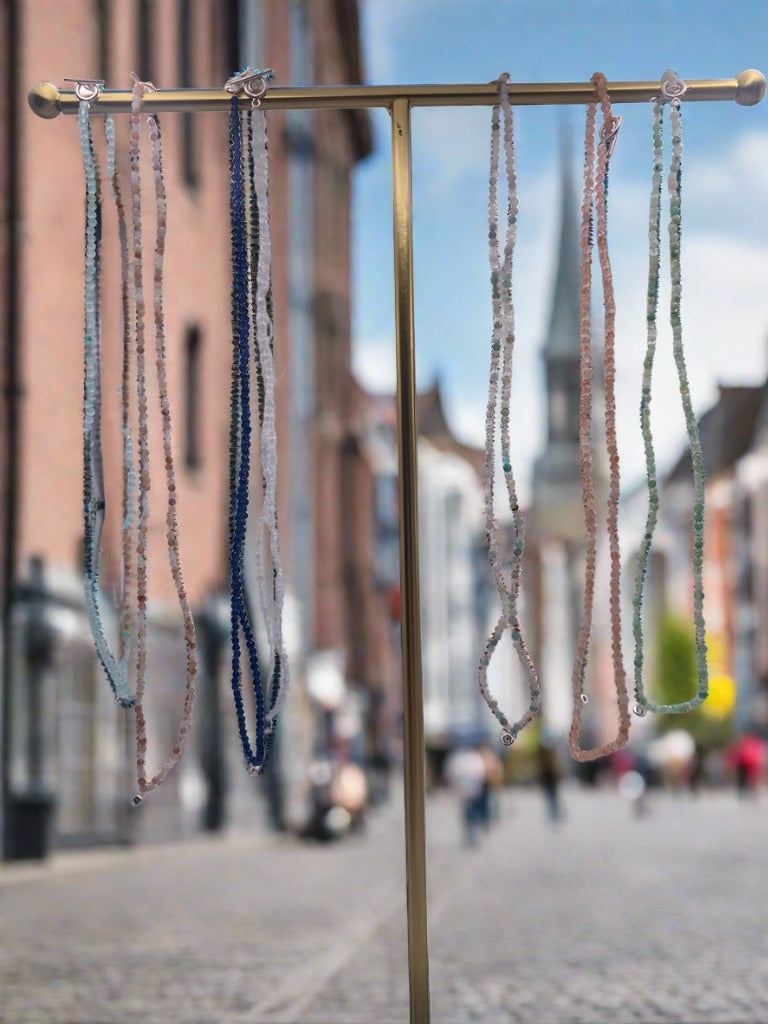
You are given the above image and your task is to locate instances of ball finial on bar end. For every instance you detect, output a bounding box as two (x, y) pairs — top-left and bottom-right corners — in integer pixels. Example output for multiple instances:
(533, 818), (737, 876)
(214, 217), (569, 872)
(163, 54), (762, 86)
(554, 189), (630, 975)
(736, 69), (766, 106)
(28, 82), (61, 119)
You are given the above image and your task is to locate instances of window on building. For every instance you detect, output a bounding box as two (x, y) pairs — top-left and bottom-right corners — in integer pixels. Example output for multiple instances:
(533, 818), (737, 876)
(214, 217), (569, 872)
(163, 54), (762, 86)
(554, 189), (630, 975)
(94, 0), (109, 82)
(137, 0), (154, 83)
(178, 0), (198, 188)
(184, 326), (202, 470)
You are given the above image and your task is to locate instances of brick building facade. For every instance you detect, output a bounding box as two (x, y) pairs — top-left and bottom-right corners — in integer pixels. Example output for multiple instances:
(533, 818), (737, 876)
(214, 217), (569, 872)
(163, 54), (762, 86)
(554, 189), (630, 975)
(0, 0), (373, 855)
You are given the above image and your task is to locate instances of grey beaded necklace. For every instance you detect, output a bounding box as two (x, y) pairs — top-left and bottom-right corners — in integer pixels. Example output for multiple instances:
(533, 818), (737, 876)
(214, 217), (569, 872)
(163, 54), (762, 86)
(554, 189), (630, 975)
(478, 73), (541, 748)
(633, 70), (709, 716)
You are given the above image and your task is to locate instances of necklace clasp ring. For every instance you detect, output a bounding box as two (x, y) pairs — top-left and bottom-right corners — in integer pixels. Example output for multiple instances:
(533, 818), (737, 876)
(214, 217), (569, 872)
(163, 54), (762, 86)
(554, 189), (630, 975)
(600, 114), (622, 158)
(224, 67), (275, 108)
(65, 78), (104, 102)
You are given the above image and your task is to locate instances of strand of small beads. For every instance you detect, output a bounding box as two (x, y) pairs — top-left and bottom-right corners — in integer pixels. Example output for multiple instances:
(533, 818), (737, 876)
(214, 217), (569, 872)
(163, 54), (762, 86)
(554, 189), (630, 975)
(633, 70), (708, 715)
(244, 112), (271, 655)
(130, 110), (199, 805)
(246, 114), (266, 426)
(241, 76), (283, 728)
(478, 73), (540, 750)
(228, 89), (267, 774)
(105, 113), (137, 683)
(569, 73), (630, 762)
(78, 95), (135, 707)
(128, 75), (153, 801)
(251, 106), (288, 732)
(89, 118), (107, 606)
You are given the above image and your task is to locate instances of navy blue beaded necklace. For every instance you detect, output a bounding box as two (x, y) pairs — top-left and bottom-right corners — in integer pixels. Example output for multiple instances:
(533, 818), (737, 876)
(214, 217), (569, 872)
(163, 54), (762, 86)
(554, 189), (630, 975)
(245, 110), (282, 744)
(229, 94), (267, 772)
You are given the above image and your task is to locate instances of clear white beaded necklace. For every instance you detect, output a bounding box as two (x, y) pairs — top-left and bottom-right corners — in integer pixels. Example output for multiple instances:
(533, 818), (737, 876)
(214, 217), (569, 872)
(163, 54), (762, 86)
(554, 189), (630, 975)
(478, 73), (541, 748)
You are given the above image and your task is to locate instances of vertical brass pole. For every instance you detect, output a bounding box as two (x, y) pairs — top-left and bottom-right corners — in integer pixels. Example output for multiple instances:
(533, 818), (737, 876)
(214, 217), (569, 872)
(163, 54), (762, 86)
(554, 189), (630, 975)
(390, 98), (430, 1024)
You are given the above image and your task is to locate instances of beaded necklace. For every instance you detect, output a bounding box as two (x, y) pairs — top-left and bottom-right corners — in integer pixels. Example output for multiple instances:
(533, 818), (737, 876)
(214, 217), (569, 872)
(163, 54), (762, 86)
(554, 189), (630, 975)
(128, 77), (198, 803)
(78, 92), (135, 708)
(249, 107), (288, 731)
(478, 73), (541, 749)
(633, 70), (708, 716)
(229, 88), (267, 774)
(129, 78), (152, 780)
(569, 72), (631, 762)
(226, 68), (285, 774)
(105, 113), (136, 679)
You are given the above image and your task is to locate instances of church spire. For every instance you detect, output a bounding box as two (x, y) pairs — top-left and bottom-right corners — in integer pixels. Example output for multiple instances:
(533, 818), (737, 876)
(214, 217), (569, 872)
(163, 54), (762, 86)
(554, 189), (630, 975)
(531, 122), (588, 532)
(544, 123), (581, 358)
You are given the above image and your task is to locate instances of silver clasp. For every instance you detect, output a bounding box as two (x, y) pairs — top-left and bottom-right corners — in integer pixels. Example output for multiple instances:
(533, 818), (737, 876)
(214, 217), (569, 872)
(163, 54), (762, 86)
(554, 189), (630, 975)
(225, 66), (275, 108)
(659, 69), (687, 106)
(600, 114), (622, 158)
(130, 72), (157, 94)
(64, 78), (104, 102)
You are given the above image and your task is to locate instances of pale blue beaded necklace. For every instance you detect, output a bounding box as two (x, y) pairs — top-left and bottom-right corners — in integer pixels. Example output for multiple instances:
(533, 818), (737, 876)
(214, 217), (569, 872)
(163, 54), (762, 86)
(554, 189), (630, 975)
(78, 95), (135, 708)
(633, 70), (709, 716)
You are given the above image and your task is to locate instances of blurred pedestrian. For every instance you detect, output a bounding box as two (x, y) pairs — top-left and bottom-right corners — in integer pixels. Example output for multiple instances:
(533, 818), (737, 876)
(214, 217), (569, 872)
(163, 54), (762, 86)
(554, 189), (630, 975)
(726, 734), (766, 798)
(688, 742), (706, 796)
(618, 769), (649, 817)
(537, 736), (563, 822)
(332, 760), (368, 832)
(445, 746), (487, 846)
(478, 744), (504, 827)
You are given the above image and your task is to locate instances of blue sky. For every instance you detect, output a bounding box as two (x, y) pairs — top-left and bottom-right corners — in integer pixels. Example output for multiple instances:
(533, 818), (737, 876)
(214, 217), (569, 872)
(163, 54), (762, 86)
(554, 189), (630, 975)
(351, 0), (768, 501)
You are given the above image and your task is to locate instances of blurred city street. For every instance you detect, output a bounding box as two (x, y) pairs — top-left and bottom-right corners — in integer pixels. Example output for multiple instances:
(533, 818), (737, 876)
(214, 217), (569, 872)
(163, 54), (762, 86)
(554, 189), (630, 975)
(2, 786), (768, 1024)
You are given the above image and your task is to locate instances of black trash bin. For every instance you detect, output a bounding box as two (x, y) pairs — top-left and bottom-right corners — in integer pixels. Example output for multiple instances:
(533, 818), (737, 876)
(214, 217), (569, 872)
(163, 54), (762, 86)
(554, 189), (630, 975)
(6, 791), (57, 860)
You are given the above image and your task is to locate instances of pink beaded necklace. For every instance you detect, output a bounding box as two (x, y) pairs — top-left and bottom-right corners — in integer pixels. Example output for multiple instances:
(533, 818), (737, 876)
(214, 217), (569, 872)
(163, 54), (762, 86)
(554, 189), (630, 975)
(126, 76), (198, 804)
(569, 72), (631, 762)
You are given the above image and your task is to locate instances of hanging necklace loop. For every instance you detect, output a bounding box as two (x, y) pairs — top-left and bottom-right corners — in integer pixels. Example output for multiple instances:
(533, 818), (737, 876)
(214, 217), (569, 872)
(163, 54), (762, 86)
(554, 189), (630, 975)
(477, 73), (541, 750)
(568, 71), (631, 762)
(225, 76), (288, 775)
(633, 70), (708, 717)
(77, 85), (136, 709)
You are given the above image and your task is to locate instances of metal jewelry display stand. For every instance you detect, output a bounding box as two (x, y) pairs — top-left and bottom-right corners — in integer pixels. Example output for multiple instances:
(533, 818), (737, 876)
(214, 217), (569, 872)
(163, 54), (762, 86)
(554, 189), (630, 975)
(28, 70), (767, 1024)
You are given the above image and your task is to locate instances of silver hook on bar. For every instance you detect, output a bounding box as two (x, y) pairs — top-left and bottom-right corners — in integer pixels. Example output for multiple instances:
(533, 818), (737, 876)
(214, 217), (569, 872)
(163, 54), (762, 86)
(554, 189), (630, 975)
(64, 78), (104, 102)
(659, 69), (688, 106)
(224, 66), (275, 108)
(130, 72), (158, 95)
(600, 113), (622, 158)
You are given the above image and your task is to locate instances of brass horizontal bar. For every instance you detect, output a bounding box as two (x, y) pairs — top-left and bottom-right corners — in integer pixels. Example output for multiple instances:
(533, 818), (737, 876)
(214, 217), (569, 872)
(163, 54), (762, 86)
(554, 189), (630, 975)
(28, 69), (767, 119)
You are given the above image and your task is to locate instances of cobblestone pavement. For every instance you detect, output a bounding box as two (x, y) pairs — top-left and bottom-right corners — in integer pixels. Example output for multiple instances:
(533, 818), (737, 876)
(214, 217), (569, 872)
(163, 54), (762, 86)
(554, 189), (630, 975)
(2, 786), (768, 1023)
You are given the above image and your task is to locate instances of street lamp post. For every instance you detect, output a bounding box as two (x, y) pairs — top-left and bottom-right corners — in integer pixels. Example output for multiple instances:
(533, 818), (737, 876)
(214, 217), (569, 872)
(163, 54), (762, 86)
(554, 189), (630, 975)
(6, 556), (57, 860)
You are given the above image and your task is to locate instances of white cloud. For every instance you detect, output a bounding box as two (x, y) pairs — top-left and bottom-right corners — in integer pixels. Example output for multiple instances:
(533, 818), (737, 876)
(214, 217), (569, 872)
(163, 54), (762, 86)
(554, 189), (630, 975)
(361, 0), (421, 83)
(684, 130), (768, 239)
(607, 139), (768, 489)
(352, 334), (397, 393)
(413, 107), (493, 196)
(356, 114), (768, 510)
(447, 128), (768, 504)
(450, 395), (486, 450)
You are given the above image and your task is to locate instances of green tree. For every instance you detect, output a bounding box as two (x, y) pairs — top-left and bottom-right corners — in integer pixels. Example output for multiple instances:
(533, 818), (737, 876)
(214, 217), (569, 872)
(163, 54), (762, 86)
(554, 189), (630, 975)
(655, 611), (697, 707)
(652, 611), (733, 750)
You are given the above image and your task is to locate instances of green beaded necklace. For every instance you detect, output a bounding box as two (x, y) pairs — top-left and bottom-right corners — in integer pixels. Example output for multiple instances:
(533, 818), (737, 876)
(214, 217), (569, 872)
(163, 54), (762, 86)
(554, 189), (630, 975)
(633, 70), (709, 716)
